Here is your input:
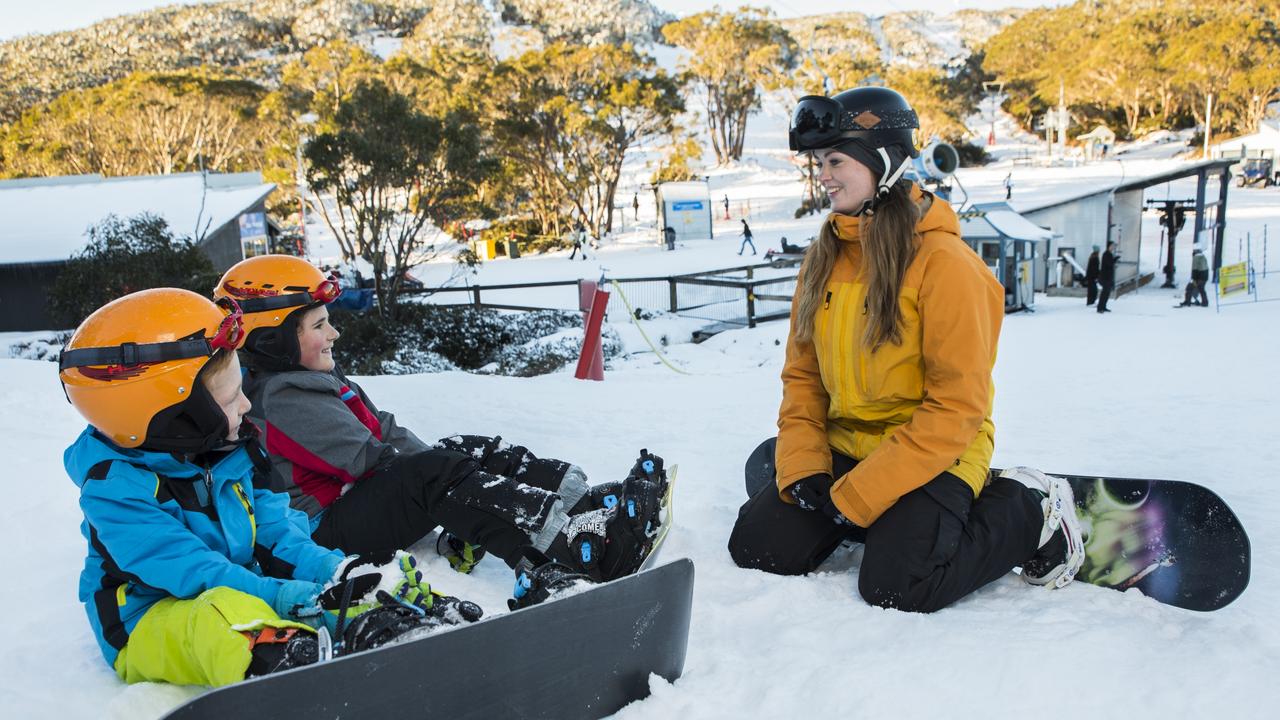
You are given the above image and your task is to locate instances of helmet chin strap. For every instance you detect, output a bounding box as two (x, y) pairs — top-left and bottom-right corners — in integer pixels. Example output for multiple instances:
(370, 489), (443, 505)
(853, 147), (910, 217)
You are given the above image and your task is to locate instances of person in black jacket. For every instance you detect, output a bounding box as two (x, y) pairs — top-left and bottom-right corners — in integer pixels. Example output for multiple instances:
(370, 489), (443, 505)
(1097, 241), (1117, 313)
(1084, 246), (1100, 306)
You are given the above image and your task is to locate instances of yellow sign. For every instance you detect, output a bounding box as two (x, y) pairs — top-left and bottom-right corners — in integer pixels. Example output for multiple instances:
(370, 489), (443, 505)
(1219, 261), (1248, 296)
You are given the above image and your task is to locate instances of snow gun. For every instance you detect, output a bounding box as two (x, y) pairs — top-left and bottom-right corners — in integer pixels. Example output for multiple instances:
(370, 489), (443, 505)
(906, 141), (966, 205)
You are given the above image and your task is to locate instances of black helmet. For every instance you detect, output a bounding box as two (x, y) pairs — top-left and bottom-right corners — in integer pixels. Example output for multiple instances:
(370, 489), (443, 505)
(790, 87), (920, 215)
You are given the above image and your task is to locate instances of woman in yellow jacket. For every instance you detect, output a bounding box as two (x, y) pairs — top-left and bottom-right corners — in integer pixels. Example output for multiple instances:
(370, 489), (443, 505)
(727, 87), (1084, 612)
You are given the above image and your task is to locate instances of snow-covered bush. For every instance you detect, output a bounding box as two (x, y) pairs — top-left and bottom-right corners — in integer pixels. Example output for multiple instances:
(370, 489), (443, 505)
(491, 326), (623, 377)
(331, 304), (602, 377)
(5, 332), (70, 361)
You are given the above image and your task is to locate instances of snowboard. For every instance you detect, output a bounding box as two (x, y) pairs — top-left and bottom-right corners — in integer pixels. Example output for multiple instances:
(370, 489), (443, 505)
(161, 558), (696, 720)
(640, 464), (677, 571)
(743, 438), (1250, 611)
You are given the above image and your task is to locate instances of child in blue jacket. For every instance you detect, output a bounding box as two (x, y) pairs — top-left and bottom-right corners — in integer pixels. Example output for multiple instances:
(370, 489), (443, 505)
(59, 288), (475, 687)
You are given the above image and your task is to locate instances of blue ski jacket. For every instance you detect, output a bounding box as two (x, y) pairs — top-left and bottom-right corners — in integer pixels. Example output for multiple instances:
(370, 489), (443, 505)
(65, 426), (344, 666)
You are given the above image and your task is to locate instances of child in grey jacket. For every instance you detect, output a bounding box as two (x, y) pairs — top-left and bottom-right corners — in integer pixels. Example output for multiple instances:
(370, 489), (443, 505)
(214, 256), (666, 596)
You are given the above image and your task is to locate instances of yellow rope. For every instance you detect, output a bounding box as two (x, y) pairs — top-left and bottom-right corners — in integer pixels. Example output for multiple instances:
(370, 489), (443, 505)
(609, 280), (693, 375)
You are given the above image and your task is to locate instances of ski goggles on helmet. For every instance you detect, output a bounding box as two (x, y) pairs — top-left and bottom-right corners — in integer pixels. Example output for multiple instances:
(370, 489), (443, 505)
(59, 297), (246, 373)
(231, 273), (343, 314)
(788, 95), (919, 152)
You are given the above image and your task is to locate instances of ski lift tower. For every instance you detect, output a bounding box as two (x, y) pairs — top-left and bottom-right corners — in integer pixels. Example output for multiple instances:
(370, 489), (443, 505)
(1040, 82), (1072, 161)
(982, 81), (1004, 146)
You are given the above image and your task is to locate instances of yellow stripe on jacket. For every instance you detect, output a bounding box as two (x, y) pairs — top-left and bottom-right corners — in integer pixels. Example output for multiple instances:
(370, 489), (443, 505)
(775, 185), (1004, 527)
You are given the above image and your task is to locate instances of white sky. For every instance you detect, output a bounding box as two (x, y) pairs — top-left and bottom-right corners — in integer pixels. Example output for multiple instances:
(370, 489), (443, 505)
(2, 1), (1067, 41)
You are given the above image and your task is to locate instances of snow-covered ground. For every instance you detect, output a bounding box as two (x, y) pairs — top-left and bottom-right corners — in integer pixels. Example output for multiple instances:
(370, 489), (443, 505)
(4, 89), (1280, 720)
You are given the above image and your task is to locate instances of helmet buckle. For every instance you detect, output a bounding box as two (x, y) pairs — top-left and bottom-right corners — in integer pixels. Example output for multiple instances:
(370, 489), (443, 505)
(119, 342), (140, 367)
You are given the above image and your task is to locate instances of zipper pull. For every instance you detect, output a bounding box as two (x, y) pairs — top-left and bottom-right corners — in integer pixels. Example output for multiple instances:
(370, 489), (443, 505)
(204, 467), (213, 496)
(823, 291), (832, 309)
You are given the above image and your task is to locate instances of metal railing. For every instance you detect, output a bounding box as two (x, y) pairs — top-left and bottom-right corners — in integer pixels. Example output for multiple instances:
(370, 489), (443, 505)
(402, 259), (801, 329)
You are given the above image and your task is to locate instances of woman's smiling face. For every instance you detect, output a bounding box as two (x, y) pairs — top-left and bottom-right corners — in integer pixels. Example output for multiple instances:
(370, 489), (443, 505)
(814, 147), (875, 215)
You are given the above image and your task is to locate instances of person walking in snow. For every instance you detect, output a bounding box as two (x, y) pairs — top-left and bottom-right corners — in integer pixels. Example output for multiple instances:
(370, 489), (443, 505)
(1003, 172), (1013, 200)
(215, 255), (667, 606)
(1084, 245), (1101, 306)
(1178, 245), (1210, 307)
(738, 219), (757, 256)
(59, 289), (474, 687)
(1097, 240), (1117, 313)
(632, 193), (640, 221)
(569, 222), (586, 260)
(728, 87), (1085, 613)
(663, 225), (677, 251)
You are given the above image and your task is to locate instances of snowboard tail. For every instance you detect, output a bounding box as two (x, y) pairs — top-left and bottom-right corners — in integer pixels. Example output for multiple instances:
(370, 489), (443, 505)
(993, 469), (1250, 612)
(162, 559), (696, 720)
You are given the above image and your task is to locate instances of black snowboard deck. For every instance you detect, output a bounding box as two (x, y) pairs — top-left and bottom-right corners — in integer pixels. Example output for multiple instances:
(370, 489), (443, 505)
(742, 439), (1249, 611)
(163, 558), (695, 720)
(997, 469), (1250, 612)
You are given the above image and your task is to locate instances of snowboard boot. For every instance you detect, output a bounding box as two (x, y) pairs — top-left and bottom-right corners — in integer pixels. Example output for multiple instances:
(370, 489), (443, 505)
(245, 627), (320, 677)
(544, 449), (668, 583)
(436, 531), (486, 574)
(1000, 466), (1086, 589)
(508, 549), (594, 611)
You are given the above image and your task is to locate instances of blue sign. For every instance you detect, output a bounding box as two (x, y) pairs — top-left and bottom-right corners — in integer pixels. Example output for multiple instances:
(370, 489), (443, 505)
(671, 201), (704, 211)
(238, 212), (267, 239)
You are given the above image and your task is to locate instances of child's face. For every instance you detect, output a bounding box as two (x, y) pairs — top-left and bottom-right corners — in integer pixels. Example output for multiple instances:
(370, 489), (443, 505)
(296, 305), (341, 372)
(204, 353), (252, 442)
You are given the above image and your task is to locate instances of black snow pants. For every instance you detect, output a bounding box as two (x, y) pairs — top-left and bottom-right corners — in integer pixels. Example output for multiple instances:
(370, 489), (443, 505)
(727, 438), (1044, 613)
(311, 435), (580, 567)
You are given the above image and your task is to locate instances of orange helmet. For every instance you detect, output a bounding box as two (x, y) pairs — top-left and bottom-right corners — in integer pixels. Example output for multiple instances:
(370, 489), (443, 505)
(213, 255), (341, 369)
(59, 288), (246, 450)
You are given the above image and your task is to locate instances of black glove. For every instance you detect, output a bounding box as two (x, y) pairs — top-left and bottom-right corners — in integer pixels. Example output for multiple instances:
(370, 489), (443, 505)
(788, 474), (850, 525)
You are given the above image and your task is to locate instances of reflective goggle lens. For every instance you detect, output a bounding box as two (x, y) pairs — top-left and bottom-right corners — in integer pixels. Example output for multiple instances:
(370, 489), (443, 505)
(312, 275), (342, 304)
(790, 96), (841, 151)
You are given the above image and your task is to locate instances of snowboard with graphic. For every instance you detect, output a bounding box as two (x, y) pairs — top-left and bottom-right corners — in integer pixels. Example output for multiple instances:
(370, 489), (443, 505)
(161, 558), (695, 720)
(743, 438), (1249, 611)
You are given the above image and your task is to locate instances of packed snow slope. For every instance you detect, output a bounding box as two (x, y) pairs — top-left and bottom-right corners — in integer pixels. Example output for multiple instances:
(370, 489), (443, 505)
(4, 98), (1280, 719)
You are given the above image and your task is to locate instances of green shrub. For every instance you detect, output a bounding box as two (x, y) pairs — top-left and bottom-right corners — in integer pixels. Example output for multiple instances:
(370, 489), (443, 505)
(49, 214), (219, 328)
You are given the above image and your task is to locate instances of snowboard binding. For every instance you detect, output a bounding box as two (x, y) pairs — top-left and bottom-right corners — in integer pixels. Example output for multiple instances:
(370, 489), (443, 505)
(246, 627), (321, 678)
(436, 531), (487, 574)
(509, 548), (594, 611)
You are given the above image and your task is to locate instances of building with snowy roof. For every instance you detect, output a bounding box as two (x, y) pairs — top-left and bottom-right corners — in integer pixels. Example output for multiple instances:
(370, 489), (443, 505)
(958, 202), (1056, 312)
(0, 172), (277, 331)
(1013, 158), (1234, 301)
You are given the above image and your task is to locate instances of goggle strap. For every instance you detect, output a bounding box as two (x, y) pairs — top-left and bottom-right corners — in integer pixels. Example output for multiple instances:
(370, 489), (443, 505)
(59, 339), (213, 371)
(236, 293), (313, 314)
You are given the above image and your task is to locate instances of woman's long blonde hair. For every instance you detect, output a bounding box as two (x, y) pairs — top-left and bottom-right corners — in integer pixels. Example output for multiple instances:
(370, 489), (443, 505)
(792, 179), (921, 350)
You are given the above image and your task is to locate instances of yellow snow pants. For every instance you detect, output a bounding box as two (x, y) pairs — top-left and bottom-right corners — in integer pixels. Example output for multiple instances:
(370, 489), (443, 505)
(112, 587), (313, 687)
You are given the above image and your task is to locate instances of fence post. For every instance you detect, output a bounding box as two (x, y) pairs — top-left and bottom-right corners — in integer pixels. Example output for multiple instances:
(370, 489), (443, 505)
(746, 286), (757, 328)
(747, 265), (754, 280)
(471, 286), (481, 306)
(668, 278), (678, 313)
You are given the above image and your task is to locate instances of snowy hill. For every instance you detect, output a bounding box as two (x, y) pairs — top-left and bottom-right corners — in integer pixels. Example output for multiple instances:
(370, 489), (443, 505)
(5, 47), (1280, 720)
